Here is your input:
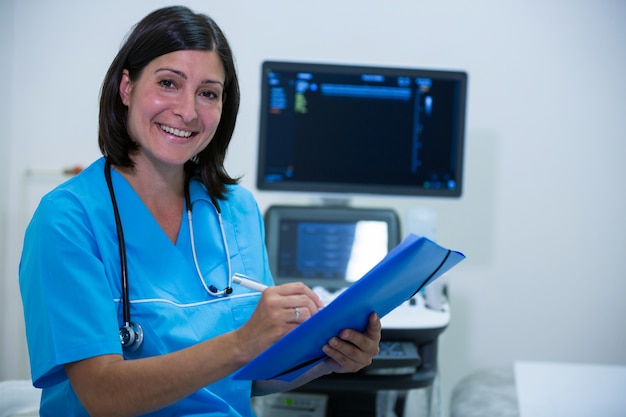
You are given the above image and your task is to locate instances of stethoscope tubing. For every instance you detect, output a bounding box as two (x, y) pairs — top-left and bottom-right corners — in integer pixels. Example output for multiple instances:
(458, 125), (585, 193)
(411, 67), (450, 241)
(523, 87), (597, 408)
(105, 160), (233, 350)
(185, 183), (234, 296)
(104, 161), (132, 328)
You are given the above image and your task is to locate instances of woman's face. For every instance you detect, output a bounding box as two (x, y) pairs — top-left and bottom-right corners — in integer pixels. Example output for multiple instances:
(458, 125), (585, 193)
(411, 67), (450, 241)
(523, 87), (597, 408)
(119, 49), (225, 170)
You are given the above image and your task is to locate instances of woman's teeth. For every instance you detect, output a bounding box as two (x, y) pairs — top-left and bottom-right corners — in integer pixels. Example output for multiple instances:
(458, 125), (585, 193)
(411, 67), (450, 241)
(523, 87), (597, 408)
(160, 124), (193, 138)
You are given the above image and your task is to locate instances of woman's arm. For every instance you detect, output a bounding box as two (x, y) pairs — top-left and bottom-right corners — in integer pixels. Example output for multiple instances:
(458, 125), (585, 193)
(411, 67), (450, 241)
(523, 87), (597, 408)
(65, 282), (324, 417)
(65, 331), (246, 417)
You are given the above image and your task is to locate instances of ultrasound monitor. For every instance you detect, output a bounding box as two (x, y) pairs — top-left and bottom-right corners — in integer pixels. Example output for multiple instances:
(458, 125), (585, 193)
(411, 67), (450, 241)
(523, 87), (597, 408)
(256, 61), (468, 198)
(264, 206), (400, 290)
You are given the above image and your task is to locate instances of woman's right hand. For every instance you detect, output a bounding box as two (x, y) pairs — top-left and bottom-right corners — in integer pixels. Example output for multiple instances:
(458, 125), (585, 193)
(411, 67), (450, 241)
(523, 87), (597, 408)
(234, 282), (324, 362)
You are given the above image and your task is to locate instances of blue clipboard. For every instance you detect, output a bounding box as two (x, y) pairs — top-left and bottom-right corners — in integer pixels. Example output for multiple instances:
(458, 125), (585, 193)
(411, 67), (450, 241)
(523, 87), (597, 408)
(233, 233), (465, 381)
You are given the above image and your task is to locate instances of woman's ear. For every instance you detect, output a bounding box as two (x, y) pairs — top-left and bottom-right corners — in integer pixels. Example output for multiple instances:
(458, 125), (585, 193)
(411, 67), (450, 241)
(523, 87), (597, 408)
(119, 69), (132, 106)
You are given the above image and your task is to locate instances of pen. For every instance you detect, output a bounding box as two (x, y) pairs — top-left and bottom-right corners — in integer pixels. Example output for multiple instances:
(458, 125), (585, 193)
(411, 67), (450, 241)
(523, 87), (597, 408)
(232, 273), (268, 292)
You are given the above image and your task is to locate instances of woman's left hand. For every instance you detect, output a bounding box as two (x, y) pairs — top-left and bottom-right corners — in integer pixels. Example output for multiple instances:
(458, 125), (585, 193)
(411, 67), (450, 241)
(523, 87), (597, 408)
(320, 312), (381, 374)
(251, 312), (381, 396)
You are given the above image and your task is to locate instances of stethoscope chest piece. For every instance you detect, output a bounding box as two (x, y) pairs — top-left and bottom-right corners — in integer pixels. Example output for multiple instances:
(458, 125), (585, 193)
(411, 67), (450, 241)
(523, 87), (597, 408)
(120, 322), (144, 352)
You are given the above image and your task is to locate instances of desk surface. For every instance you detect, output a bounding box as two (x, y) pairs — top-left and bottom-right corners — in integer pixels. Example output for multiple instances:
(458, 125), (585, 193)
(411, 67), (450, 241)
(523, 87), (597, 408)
(515, 361), (626, 417)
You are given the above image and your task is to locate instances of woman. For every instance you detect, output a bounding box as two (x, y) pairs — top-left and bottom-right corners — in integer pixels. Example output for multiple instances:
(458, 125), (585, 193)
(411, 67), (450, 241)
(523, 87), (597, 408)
(19, 6), (381, 417)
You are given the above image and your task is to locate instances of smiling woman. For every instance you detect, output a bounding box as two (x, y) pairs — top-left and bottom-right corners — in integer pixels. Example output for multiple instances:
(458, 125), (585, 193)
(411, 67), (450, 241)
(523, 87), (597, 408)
(17, 5), (382, 417)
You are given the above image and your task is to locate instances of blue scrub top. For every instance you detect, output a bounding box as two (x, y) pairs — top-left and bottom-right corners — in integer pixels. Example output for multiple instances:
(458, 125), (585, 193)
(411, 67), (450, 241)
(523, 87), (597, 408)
(19, 158), (274, 416)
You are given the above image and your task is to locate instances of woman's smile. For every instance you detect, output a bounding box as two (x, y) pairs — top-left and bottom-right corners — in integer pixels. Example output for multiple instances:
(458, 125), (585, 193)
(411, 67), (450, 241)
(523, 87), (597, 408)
(159, 123), (195, 139)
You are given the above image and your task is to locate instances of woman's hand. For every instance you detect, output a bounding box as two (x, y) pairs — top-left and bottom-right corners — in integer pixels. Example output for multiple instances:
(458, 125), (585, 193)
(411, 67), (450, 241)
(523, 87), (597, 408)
(320, 312), (382, 374)
(251, 311), (382, 396)
(234, 282), (324, 362)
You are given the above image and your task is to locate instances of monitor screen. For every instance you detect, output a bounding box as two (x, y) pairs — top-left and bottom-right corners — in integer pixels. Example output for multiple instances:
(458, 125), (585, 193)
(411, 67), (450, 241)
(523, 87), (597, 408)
(264, 206), (400, 289)
(256, 61), (468, 198)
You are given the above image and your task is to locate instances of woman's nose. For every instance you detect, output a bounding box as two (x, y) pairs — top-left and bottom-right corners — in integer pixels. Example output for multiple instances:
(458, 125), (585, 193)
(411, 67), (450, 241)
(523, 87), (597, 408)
(173, 92), (198, 123)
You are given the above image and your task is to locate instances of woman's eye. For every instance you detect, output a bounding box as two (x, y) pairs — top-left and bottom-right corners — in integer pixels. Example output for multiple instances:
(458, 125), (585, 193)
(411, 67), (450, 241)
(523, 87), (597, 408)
(159, 79), (176, 89)
(200, 90), (220, 100)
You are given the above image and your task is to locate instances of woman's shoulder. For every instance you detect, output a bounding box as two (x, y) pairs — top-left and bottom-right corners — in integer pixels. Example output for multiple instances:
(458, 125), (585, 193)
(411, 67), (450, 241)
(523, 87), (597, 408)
(224, 183), (256, 202)
(43, 158), (106, 196)
(34, 158), (107, 217)
(220, 183), (263, 220)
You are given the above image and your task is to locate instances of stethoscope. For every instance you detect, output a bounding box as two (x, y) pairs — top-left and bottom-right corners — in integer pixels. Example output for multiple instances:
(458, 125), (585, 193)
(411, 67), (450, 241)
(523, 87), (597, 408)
(104, 160), (234, 352)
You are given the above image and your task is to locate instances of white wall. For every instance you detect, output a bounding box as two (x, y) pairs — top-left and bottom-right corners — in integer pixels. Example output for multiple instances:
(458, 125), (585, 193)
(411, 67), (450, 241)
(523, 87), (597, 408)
(3, 0), (626, 414)
(1, 0), (19, 379)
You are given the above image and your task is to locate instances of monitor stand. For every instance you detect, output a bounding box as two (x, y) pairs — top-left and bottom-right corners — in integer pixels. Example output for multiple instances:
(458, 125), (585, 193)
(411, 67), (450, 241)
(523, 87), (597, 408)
(310, 195), (353, 207)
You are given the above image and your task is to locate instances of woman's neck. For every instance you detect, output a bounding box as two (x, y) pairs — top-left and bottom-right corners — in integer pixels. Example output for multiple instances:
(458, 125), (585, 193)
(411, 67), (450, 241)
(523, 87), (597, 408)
(114, 162), (186, 244)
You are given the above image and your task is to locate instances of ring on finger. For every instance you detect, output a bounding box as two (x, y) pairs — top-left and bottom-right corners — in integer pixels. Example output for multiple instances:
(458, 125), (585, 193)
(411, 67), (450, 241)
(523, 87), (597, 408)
(294, 307), (300, 323)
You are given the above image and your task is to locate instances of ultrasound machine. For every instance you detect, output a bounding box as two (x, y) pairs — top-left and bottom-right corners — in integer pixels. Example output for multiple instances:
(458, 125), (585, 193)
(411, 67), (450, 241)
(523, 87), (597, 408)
(252, 60), (467, 417)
